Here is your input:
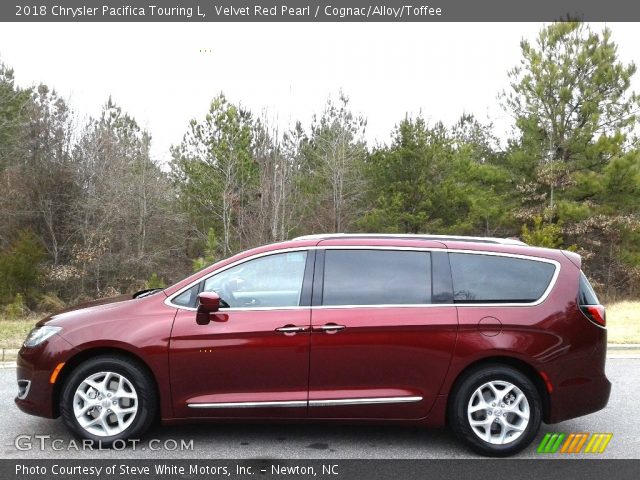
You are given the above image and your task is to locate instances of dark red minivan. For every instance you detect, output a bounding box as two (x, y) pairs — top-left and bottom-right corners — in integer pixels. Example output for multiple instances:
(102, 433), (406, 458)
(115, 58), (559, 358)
(15, 234), (610, 456)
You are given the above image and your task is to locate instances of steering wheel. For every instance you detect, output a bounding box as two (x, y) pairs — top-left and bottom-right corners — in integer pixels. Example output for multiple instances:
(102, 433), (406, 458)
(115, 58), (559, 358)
(219, 280), (238, 307)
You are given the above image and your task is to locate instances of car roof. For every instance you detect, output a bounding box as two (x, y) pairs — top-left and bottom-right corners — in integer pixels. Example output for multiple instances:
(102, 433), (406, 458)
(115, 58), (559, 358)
(292, 233), (527, 246)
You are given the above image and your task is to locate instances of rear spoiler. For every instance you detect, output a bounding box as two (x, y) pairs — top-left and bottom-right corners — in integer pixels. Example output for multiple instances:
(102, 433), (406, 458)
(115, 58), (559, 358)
(561, 250), (581, 269)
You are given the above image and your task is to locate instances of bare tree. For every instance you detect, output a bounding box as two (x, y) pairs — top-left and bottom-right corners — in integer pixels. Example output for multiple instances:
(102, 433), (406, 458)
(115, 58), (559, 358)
(306, 93), (367, 232)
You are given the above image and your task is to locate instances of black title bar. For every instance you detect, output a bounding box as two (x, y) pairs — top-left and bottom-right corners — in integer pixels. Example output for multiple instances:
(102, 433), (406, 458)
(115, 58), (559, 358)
(4, 0), (640, 22)
(4, 459), (640, 480)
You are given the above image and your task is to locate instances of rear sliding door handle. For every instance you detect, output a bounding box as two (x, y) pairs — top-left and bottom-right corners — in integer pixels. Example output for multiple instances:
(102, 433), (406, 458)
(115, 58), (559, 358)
(275, 325), (309, 333)
(313, 323), (346, 333)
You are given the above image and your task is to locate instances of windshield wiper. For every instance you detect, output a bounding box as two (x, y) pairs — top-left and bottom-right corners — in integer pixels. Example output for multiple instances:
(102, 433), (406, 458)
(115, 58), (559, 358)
(133, 288), (163, 299)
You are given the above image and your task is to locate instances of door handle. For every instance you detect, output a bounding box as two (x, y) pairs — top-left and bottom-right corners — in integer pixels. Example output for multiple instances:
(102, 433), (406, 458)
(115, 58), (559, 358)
(313, 323), (346, 333)
(275, 325), (309, 333)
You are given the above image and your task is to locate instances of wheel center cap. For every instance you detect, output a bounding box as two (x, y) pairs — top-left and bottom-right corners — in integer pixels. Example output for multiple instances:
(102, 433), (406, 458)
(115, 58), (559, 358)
(494, 409), (502, 416)
(102, 399), (112, 408)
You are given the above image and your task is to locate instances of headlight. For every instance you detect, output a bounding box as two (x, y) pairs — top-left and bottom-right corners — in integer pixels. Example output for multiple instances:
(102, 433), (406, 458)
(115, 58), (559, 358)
(23, 326), (62, 348)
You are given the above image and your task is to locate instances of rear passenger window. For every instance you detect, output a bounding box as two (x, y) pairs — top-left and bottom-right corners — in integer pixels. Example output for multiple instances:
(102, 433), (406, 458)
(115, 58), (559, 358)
(322, 250), (431, 306)
(449, 253), (555, 303)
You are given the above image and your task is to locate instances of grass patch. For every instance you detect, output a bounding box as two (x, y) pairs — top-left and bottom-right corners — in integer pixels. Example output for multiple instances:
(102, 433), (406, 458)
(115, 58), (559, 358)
(0, 314), (41, 348)
(606, 301), (640, 344)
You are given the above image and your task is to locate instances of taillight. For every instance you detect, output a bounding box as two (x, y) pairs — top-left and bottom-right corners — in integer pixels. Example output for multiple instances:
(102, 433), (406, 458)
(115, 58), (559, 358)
(580, 305), (606, 327)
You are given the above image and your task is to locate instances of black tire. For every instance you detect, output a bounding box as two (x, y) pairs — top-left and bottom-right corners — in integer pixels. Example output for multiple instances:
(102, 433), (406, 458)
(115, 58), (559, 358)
(449, 364), (542, 457)
(60, 355), (157, 447)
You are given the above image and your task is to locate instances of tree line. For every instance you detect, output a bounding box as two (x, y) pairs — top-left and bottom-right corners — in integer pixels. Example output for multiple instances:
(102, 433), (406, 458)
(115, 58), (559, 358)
(1, 21), (639, 315)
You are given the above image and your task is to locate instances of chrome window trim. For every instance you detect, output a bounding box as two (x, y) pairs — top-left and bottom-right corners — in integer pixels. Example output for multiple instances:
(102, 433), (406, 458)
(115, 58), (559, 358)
(187, 396), (423, 409)
(165, 245), (561, 311)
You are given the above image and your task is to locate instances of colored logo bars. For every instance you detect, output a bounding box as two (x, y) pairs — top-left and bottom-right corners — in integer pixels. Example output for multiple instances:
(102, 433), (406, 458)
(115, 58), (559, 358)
(537, 433), (613, 454)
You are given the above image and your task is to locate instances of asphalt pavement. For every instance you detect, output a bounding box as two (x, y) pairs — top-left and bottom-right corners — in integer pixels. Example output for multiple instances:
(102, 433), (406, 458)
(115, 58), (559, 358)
(1, 359), (638, 459)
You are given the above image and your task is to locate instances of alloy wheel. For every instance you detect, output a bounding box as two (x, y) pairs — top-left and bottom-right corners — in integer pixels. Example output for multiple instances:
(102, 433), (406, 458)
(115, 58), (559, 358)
(72, 371), (138, 437)
(467, 380), (530, 445)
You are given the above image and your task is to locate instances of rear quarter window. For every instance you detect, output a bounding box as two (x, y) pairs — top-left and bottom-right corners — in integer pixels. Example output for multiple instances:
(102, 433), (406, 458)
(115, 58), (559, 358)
(449, 253), (556, 304)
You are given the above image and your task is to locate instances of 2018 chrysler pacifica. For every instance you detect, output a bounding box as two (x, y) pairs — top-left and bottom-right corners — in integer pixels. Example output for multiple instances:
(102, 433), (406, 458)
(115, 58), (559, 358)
(15, 234), (611, 456)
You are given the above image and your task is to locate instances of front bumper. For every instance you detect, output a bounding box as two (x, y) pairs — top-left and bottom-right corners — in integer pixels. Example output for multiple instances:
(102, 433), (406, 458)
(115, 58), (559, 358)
(15, 334), (76, 418)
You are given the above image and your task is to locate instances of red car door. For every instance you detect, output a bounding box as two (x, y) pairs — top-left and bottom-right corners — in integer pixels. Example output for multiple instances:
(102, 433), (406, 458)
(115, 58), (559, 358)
(308, 245), (458, 420)
(169, 250), (313, 419)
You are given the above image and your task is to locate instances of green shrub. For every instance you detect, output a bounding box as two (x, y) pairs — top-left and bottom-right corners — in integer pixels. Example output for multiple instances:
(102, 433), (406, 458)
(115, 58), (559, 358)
(4, 293), (27, 319)
(144, 272), (166, 289)
(0, 230), (45, 306)
(192, 228), (219, 272)
(36, 293), (66, 313)
(521, 216), (564, 249)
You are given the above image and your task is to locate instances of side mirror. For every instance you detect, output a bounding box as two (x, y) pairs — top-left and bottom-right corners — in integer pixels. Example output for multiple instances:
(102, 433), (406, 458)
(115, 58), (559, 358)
(196, 292), (221, 325)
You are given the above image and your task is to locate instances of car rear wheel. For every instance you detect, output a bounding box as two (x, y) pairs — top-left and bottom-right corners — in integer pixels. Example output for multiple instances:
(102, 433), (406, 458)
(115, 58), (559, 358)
(60, 355), (156, 447)
(450, 364), (542, 456)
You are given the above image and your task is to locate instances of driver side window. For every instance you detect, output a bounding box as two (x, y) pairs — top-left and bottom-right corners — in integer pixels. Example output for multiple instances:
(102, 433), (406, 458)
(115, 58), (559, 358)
(202, 251), (308, 309)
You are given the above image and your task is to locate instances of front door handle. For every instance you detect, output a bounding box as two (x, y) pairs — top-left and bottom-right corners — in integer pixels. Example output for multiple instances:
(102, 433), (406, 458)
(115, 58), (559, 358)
(275, 325), (309, 334)
(313, 323), (346, 333)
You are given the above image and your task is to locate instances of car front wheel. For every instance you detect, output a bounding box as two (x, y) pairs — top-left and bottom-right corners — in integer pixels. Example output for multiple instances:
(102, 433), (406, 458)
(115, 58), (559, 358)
(60, 355), (157, 446)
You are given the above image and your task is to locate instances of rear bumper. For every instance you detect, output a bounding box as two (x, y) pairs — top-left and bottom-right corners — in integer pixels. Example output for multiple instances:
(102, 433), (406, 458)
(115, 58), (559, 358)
(544, 307), (611, 424)
(547, 373), (611, 424)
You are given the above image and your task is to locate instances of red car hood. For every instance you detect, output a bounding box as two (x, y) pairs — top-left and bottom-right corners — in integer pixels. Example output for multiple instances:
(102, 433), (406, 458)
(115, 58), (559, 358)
(36, 294), (146, 327)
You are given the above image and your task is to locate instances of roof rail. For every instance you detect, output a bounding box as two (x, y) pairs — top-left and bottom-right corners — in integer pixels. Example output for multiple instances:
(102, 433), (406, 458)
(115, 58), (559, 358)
(292, 233), (527, 246)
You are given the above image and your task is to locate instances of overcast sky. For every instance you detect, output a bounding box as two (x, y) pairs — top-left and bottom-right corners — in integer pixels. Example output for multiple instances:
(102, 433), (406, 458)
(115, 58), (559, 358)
(0, 22), (639, 163)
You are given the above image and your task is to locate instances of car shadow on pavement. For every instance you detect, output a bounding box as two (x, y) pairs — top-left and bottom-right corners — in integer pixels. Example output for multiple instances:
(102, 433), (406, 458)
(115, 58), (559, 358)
(149, 422), (467, 459)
